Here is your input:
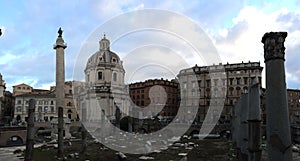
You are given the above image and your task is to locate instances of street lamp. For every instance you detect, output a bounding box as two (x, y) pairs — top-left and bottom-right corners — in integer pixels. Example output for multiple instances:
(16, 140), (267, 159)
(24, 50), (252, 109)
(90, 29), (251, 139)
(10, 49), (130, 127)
(0, 28), (2, 36)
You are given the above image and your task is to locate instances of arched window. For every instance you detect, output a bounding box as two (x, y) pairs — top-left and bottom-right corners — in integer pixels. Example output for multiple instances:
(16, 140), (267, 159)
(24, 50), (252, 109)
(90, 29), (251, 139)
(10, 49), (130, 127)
(38, 106), (42, 112)
(67, 110), (72, 120)
(98, 71), (103, 80)
(67, 102), (72, 106)
(113, 73), (117, 81)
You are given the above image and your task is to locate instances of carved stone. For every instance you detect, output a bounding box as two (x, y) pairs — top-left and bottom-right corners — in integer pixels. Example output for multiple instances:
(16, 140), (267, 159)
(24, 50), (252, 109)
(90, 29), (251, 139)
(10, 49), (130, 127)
(261, 32), (287, 61)
(262, 32), (292, 161)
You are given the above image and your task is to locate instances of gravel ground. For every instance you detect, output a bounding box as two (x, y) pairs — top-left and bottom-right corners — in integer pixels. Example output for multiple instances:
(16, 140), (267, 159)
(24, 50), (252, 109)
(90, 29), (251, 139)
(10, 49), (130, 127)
(29, 138), (236, 161)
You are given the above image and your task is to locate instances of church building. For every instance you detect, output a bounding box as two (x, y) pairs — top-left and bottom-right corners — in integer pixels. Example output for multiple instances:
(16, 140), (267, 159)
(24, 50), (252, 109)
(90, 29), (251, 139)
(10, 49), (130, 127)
(77, 35), (129, 126)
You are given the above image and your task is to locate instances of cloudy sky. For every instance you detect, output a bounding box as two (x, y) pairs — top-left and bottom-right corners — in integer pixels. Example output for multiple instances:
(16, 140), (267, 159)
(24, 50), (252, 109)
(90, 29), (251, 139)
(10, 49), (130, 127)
(0, 0), (300, 91)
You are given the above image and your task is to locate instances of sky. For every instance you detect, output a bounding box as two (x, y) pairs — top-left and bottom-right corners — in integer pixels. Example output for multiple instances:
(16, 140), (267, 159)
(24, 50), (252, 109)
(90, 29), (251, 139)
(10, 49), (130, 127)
(0, 0), (300, 92)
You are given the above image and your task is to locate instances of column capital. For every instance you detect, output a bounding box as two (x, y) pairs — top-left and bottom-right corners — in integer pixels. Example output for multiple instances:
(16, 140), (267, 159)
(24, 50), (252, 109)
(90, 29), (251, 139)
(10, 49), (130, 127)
(261, 32), (287, 62)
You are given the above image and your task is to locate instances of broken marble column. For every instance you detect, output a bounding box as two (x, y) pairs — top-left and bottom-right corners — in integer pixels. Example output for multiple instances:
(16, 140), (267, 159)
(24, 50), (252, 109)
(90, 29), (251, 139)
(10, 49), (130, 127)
(81, 123), (87, 153)
(248, 83), (262, 161)
(128, 106), (133, 133)
(235, 98), (243, 160)
(25, 99), (35, 161)
(101, 109), (105, 142)
(262, 32), (292, 161)
(231, 105), (237, 146)
(57, 107), (64, 157)
(239, 94), (249, 161)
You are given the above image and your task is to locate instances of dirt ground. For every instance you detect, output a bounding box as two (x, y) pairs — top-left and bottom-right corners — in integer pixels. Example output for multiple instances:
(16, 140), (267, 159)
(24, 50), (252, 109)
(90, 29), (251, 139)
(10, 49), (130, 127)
(30, 138), (236, 161)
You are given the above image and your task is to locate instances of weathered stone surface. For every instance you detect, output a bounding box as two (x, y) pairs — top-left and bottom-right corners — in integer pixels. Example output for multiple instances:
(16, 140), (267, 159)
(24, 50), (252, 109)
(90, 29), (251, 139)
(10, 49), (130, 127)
(248, 83), (261, 121)
(262, 31), (292, 161)
(240, 94), (249, 158)
(247, 83), (262, 161)
(25, 99), (35, 161)
(262, 32), (287, 61)
(54, 27), (67, 158)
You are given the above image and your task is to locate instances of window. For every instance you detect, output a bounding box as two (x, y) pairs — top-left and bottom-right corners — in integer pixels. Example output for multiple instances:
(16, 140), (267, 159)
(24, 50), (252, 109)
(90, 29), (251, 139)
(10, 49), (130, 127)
(17, 100), (22, 104)
(38, 106), (42, 112)
(50, 100), (54, 105)
(229, 78), (233, 85)
(98, 71), (103, 80)
(68, 110), (72, 120)
(237, 78), (241, 85)
(16, 106), (22, 112)
(183, 82), (187, 89)
(51, 106), (55, 113)
(44, 106), (48, 113)
(244, 77), (248, 85)
(198, 80), (202, 87)
(44, 101), (48, 105)
(67, 102), (72, 106)
(39, 101), (43, 105)
(113, 73), (117, 81)
(192, 82), (195, 88)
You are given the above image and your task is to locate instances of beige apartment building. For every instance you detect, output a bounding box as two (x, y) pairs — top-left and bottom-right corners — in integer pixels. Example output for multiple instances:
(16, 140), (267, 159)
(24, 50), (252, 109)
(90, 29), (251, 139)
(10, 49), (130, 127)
(13, 81), (79, 123)
(177, 61), (263, 123)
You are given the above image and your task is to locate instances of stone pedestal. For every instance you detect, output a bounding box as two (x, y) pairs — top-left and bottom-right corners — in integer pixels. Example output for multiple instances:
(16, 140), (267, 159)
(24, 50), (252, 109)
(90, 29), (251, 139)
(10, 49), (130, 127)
(262, 32), (292, 161)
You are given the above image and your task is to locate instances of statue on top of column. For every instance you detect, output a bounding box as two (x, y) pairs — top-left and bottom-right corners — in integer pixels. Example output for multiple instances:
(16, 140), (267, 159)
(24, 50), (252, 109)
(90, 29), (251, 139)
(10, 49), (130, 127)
(58, 27), (63, 37)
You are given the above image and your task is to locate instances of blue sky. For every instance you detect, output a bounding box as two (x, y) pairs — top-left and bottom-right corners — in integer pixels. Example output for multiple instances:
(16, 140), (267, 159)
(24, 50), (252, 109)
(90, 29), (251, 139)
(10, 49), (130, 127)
(0, 0), (300, 91)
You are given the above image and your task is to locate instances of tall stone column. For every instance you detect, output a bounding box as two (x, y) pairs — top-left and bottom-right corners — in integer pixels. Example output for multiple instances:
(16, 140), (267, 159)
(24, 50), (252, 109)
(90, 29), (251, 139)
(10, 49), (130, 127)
(262, 32), (292, 161)
(54, 27), (67, 158)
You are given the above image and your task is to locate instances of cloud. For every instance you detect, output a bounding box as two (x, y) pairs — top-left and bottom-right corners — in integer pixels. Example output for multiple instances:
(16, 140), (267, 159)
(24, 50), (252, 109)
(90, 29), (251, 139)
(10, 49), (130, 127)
(211, 5), (300, 88)
(1, 0), (300, 92)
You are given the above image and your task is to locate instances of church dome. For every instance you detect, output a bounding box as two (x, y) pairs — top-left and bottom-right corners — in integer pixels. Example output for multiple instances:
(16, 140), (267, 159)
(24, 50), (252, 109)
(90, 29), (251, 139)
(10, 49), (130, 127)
(85, 35), (122, 70)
